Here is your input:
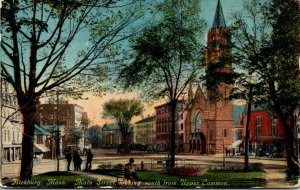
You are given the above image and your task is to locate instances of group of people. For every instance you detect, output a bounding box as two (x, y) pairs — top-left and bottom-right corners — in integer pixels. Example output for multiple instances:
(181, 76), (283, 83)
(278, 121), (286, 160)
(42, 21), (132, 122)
(65, 148), (93, 171)
(65, 149), (138, 184)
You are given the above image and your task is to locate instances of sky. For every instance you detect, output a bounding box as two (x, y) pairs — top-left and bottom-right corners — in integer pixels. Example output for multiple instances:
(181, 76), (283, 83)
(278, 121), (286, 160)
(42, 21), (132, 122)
(54, 0), (246, 127)
(0, 0), (246, 126)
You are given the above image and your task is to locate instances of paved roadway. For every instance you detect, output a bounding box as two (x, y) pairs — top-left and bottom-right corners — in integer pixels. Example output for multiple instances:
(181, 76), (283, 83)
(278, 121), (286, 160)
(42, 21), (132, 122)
(2, 148), (286, 178)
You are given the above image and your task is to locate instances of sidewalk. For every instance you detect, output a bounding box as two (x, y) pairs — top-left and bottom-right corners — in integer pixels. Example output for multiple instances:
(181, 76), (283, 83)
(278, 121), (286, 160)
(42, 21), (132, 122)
(264, 168), (299, 188)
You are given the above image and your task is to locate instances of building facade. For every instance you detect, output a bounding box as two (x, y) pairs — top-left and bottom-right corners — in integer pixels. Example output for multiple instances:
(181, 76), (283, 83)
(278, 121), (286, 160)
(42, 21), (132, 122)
(100, 123), (122, 148)
(34, 125), (65, 159)
(248, 109), (286, 157)
(155, 101), (186, 152)
(1, 77), (23, 162)
(35, 102), (86, 150)
(34, 125), (51, 158)
(134, 116), (156, 145)
(184, 0), (235, 154)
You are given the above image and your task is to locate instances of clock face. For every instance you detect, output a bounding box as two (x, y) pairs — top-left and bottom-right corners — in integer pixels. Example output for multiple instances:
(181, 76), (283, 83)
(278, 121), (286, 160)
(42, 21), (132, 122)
(194, 112), (201, 133)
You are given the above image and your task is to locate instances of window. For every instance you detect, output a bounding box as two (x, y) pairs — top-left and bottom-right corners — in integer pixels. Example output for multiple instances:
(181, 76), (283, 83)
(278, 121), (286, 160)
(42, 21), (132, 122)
(271, 116), (277, 136)
(209, 129), (214, 140)
(194, 112), (201, 132)
(3, 131), (6, 142)
(37, 135), (43, 144)
(181, 123), (184, 131)
(8, 130), (10, 142)
(223, 129), (227, 137)
(256, 116), (261, 137)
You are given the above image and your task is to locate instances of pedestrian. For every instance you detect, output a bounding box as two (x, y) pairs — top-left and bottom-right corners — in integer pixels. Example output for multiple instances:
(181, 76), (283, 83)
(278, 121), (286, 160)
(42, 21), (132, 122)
(65, 149), (72, 171)
(85, 149), (93, 171)
(125, 157), (138, 183)
(73, 150), (82, 171)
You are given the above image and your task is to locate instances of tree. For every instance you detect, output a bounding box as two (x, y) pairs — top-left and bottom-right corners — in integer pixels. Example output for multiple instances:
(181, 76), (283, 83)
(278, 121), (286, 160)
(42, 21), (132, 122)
(70, 126), (82, 148)
(119, 0), (205, 168)
(229, 0), (300, 177)
(1, 0), (146, 180)
(86, 125), (101, 148)
(102, 99), (143, 153)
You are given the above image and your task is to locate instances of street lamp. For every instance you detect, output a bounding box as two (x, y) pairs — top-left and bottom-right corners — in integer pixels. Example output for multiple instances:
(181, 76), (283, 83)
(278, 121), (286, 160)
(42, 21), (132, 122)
(56, 90), (60, 172)
(222, 128), (226, 170)
(0, 65), (3, 186)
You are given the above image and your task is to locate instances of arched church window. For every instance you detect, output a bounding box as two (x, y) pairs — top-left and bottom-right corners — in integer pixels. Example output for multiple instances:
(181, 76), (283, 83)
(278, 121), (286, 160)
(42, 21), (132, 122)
(194, 111), (201, 133)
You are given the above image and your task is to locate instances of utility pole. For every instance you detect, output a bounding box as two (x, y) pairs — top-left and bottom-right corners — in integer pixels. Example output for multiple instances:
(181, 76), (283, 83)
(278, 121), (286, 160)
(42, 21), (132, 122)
(0, 62), (3, 186)
(56, 91), (60, 172)
(222, 128), (225, 170)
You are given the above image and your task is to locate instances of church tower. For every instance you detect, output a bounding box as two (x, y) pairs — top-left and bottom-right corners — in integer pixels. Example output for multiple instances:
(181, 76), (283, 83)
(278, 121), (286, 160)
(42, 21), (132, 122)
(184, 0), (234, 155)
(206, 0), (231, 101)
(205, 0), (233, 154)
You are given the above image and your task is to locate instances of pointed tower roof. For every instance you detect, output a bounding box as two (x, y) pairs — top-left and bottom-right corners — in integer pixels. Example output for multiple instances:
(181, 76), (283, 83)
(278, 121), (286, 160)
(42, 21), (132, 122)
(188, 84), (194, 101)
(195, 84), (207, 102)
(212, 0), (226, 28)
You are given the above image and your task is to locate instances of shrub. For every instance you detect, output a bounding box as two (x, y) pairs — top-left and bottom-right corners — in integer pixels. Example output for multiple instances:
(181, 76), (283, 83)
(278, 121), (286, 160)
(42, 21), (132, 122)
(249, 163), (264, 172)
(97, 163), (112, 170)
(112, 164), (124, 170)
(167, 166), (206, 176)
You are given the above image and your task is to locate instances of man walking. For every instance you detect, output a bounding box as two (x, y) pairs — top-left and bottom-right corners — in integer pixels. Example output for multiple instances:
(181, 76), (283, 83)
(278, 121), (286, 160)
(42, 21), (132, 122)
(85, 149), (93, 171)
(65, 149), (72, 171)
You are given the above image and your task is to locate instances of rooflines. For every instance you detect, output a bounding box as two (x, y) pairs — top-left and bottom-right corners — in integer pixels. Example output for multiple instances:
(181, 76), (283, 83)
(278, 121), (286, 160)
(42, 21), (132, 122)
(212, 0), (226, 29)
(135, 116), (155, 124)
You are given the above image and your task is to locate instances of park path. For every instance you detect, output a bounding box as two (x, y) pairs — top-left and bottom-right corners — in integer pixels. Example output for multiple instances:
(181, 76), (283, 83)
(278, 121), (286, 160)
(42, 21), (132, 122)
(263, 167), (299, 188)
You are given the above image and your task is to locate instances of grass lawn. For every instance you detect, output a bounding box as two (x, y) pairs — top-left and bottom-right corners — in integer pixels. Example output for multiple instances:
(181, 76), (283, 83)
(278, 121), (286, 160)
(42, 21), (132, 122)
(4, 169), (266, 188)
(88, 168), (266, 188)
(138, 170), (266, 188)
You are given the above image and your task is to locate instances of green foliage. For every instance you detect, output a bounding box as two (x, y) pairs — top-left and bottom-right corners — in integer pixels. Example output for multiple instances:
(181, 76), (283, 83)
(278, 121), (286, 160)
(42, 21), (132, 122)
(0, 0), (152, 180)
(102, 98), (143, 127)
(70, 127), (82, 146)
(97, 163), (112, 170)
(86, 125), (101, 148)
(229, 0), (300, 114)
(119, 0), (205, 167)
(119, 0), (205, 101)
(102, 98), (143, 151)
(137, 170), (265, 188)
(228, 0), (300, 177)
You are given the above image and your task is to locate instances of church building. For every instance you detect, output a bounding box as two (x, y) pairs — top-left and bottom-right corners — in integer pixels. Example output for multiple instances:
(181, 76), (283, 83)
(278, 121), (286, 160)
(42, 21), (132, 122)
(184, 0), (241, 154)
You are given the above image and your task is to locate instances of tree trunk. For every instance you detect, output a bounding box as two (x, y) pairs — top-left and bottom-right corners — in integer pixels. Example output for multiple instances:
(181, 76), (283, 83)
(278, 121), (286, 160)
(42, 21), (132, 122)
(120, 124), (129, 153)
(244, 85), (252, 171)
(170, 100), (177, 168)
(19, 99), (37, 180)
(276, 109), (299, 179)
(284, 124), (299, 179)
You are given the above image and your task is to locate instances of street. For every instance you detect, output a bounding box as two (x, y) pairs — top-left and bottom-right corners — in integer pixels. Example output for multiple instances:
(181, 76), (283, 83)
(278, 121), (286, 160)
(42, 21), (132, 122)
(2, 149), (297, 188)
(2, 149), (286, 178)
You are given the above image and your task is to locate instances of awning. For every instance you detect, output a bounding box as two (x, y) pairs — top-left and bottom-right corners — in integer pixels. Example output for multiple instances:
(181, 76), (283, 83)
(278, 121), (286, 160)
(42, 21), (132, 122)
(34, 143), (50, 153)
(229, 140), (243, 149)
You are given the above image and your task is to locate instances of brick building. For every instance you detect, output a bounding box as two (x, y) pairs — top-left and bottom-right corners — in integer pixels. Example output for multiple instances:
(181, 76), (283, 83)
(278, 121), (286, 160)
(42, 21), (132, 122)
(184, 0), (235, 154)
(35, 102), (86, 151)
(248, 109), (286, 157)
(155, 101), (186, 152)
